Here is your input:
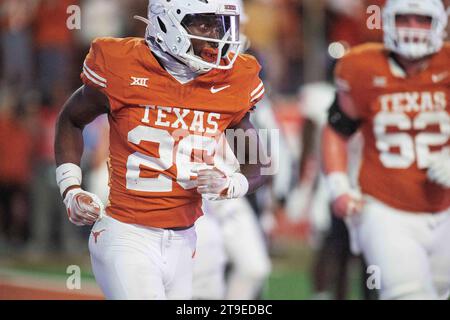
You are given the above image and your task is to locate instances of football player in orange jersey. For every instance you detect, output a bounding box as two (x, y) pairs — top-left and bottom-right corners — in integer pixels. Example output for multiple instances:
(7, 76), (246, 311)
(322, 0), (450, 299)
(54, 0), (270, 300)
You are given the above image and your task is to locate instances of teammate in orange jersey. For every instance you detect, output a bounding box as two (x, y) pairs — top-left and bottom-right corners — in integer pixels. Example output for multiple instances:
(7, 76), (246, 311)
(54, 0), (270, 300)
(322, 0), (450, 299)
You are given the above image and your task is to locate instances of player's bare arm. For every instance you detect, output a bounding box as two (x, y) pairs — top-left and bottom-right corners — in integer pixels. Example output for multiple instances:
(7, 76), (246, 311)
(55, 85), (109, 169)
(230, 112), (271, 193)
(322, 91), (364, 218)
(196, 113), (270, 200)
(54, 84), (109, 226)
(322, 91), (359, 173)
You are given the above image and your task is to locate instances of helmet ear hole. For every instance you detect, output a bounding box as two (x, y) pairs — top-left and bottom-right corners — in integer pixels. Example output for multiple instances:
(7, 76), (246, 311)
(157, 17), (167, 33)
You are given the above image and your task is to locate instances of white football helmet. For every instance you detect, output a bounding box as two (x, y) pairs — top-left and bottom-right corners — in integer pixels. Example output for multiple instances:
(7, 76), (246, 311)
(136, 0), (242, 72)
(383, 0), (448, 60)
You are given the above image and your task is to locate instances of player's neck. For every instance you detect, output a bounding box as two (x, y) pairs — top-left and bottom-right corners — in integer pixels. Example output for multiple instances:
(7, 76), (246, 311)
(146, 38), (203, 84)
(392, 53), (431, 77)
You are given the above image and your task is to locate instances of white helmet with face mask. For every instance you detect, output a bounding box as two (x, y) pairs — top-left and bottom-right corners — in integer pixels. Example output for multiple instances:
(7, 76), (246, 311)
(383, 0), (448, 60)
(136, 0), (242, 73)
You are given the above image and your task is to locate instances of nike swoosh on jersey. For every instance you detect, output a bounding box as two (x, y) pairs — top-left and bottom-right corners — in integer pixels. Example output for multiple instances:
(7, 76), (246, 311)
(432, 72), (449, 83)
(210, 85), (231, 94)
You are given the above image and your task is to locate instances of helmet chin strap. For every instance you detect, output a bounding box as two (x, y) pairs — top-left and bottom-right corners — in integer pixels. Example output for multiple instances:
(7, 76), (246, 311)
(134, 15), (206, 84)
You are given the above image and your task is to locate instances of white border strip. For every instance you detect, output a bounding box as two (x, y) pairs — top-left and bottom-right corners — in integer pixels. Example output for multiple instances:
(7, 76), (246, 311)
(83, 61), (107, 83)
(83, 69), (107, 88)
(251, 82), (264, 97)
(335, 78), (350, 92)
(251, 88), (265, 102)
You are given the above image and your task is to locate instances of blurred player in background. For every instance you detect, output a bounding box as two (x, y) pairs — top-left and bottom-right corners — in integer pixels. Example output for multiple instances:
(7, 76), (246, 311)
(297, 83), (379, 300)
(54, 0), (270, 299)
(304, 0), (386, 300)
(323, 0), (450, 299)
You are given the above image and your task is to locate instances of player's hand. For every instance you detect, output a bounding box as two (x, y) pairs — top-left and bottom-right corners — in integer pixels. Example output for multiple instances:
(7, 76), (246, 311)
(427, 151), (450, 189)
(193, 167), (230, 198)
(192, 166), (249, 201)
(63, 188), (105, 226)
(331, 190), (364, 219)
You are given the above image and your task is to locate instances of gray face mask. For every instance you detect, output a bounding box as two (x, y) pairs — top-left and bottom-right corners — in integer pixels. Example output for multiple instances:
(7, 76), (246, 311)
(147, 36), (207, 85)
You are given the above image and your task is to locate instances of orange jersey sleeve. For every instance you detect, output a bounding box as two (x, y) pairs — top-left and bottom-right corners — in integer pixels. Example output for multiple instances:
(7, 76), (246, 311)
(229, 54), (265, 127)
(81, 38), (110, 92)
(334, 43), (386, 119)
(81, 37), (130, 111)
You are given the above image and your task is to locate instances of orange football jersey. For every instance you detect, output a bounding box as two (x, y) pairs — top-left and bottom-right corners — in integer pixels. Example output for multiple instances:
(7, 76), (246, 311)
(81, 37), (265, 228)
(335, 43), (450, 213)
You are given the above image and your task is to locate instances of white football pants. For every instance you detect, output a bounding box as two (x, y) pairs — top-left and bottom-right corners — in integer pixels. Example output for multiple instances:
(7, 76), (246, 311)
(193, 198), (271, 300)
(192, 213), (227, 299)
(89, 215), (197, 300)
(347, 196), (450, 300)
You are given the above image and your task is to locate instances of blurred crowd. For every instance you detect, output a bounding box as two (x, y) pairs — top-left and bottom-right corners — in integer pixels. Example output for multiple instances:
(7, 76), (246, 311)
(0, 0), (151, 255)
(0, 0), (449, 299)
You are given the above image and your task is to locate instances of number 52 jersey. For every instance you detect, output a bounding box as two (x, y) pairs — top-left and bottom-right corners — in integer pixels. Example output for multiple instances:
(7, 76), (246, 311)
(335, 43), (450, 213)
(81, 37), (265, 228)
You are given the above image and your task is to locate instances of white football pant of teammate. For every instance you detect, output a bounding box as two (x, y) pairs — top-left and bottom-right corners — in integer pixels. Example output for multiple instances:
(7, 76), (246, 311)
(347, 196), (450, 300)
(192, 207), (227, 299)
(193, 197), (272, 299)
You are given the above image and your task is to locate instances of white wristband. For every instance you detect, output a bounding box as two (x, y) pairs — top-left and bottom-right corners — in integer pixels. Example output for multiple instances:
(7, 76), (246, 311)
(56, 163), (82, 197)
(326, 172), (351, 201)
(227, 172), (249, 199)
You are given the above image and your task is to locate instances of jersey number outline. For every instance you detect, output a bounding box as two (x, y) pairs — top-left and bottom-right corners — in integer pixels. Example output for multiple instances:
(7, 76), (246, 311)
(126, 126), (216, 192)
(374, 111), (450, 169)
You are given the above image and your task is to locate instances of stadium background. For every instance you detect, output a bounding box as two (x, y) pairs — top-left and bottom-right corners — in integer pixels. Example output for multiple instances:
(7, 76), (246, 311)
(0, 0), (449, 300)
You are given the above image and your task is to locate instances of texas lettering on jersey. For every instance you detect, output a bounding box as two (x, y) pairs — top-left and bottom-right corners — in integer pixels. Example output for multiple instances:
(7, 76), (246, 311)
(140, 105), (222, 135)
(335, 43), (450, 213)
(379, 91), (447, 113)
(81, 37), (265, 228)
